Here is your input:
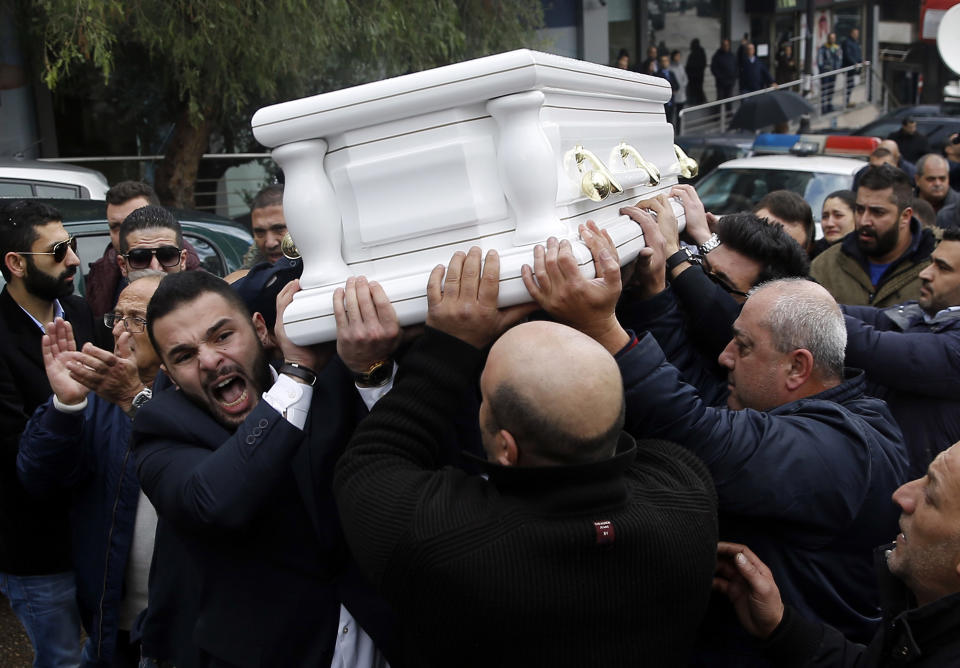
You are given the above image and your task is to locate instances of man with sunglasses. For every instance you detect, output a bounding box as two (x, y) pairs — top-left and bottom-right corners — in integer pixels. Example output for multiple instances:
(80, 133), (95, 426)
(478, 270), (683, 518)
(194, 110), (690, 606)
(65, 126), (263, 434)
(87, 182), (203, 321)
(0, 199), (105, 668)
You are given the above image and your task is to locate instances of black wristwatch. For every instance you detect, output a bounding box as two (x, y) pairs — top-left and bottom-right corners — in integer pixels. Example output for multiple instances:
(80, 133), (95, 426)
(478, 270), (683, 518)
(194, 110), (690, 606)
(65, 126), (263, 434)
(354, 360), (393, 388)
(665, 247), (700, 273)
(280, 362), (317, 386)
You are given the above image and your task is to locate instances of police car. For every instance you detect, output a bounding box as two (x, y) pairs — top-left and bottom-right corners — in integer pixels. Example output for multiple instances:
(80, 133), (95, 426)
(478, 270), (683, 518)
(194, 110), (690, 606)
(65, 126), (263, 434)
(694, 134), (880, 223)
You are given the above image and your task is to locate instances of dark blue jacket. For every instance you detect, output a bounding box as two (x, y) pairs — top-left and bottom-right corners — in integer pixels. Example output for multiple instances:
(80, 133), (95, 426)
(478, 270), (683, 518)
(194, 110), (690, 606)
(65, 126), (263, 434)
(739, 57), (774, 93)
(18, 395), (139, 667)
(617, 332), (909, 644)
(842, 37), (863, 67)
(842, 302), (960, 478)
(711, 49), (738, 87)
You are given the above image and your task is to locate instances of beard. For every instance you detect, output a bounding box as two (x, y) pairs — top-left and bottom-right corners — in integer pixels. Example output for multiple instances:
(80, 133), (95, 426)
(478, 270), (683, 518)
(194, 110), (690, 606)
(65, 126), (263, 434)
(856, 223), (900, 259)
(23, 257), (76, 300)
(178, 340), (275, 431)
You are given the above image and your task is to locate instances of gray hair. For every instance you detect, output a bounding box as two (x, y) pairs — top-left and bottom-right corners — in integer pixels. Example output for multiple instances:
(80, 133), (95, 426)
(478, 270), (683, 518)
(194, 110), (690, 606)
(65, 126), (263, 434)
(751, 278), (846, 379)
(127, 268), (168, 283)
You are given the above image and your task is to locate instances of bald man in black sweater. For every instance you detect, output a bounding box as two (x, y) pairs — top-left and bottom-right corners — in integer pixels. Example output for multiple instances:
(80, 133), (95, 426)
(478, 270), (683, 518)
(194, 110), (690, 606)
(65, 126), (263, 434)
(334, 241), (719, 667)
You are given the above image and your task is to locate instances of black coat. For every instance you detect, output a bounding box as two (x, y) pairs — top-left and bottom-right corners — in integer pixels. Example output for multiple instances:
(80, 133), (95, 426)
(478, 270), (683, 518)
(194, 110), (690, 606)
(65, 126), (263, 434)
(0, 287), (100, 574)
(711, 49), (738, 87)
(133, 358), (392, 667)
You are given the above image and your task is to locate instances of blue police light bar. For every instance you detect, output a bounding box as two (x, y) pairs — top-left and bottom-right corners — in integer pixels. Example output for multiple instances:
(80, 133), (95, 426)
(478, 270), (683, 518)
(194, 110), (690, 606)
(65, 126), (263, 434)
(752, 134), (800, 153)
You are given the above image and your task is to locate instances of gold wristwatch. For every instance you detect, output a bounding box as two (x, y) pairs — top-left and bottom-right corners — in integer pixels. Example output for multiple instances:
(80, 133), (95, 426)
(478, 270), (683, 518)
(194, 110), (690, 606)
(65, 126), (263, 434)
(353, 359), (393, 388)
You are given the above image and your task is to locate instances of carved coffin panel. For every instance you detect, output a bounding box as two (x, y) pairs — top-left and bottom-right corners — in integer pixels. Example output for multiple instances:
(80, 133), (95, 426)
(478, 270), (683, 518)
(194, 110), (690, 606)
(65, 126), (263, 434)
(251, 49), (695, 344)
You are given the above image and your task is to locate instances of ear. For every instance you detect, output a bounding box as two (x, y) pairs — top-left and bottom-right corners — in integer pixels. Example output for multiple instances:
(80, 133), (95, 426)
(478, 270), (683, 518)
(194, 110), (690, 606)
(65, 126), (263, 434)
(493, 429), (520, 467)
(252, 312), (270, 347)
(117, 254), (129, 277)
(784, 348), (814, 391)
(178, 249), (187, 272)
(159, 363), (180, 390)
(900, 205), (913, 228)
(3, 251), (26, 279)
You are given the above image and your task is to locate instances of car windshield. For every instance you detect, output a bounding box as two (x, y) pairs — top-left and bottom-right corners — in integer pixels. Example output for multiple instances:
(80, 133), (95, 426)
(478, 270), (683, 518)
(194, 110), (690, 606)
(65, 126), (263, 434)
(696, 168), (853, 219)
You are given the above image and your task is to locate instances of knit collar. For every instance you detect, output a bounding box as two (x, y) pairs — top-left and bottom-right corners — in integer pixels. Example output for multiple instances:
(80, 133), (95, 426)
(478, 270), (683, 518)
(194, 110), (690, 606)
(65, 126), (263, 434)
(465, 433), (636, 513)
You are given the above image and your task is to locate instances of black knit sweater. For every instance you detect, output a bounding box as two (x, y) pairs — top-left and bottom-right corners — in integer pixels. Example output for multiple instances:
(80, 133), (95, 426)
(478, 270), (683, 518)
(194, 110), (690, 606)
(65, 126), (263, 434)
(334, 327), (719, 667)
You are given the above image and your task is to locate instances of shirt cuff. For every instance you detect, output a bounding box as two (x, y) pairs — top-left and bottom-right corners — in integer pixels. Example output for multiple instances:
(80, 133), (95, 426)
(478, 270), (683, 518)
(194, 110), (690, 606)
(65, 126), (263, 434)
(356, 362), (397, 411)
(53, 395), (88, 413)
(262, 373), (314, 430)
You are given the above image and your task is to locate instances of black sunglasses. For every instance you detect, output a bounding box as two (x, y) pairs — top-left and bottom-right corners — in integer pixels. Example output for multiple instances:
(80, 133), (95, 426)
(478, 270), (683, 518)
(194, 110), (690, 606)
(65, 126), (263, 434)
(124, 246), (182, 270)
(17, 237), (78, 264)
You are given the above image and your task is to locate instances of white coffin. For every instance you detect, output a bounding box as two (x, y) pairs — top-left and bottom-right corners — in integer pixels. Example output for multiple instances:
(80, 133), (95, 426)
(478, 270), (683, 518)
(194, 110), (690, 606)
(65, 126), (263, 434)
(251, 49), (696, 344)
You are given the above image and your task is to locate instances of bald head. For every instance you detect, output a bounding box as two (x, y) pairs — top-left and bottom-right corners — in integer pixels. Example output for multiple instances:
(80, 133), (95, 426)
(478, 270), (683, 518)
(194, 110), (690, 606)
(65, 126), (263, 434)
(480, 321), (624, 466)
(879, 140), (901, 163)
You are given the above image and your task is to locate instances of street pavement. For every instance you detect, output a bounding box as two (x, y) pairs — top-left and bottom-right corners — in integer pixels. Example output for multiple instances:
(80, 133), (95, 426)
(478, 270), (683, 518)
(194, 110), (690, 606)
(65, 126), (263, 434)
(0, 595), (33, 667)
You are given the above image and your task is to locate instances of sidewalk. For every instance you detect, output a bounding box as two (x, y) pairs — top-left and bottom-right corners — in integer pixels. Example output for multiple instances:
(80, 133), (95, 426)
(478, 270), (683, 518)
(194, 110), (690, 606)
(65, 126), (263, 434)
(0, 594), (33, 667)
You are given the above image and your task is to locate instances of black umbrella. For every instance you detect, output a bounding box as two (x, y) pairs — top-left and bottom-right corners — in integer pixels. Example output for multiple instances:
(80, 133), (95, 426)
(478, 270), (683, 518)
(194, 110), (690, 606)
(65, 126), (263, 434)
(728, 90), (814, 131)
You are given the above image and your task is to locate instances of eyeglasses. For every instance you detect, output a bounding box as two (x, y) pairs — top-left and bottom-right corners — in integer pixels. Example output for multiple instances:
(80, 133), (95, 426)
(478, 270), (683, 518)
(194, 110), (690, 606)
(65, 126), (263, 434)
(123, 246), (182, 270)
(705, 270), (750, 299)
(701, 257), (750, 299)
(17, 237), (77, 264)
(104, 313), (147, 333)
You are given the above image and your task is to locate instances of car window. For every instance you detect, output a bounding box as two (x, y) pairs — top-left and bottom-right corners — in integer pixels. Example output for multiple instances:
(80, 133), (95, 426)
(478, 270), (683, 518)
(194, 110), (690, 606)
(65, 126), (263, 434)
(35, 183), (81, 198)
(698, 168), (816, 214)
(0, 181), (35, 198)
(186, 234), (226, 276)
(76, 233), (110, 274)
(804, 174), (854, 221)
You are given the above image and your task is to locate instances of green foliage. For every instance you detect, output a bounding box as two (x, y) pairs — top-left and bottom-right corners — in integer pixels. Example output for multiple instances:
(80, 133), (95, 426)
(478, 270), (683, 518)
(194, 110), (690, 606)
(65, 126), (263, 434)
(22, 0), (545, 130)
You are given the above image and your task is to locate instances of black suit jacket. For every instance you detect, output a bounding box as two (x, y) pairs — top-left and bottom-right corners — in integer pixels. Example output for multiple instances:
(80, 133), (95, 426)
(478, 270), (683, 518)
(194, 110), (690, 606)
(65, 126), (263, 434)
(132, 357), (392, 668)
(0, 287), (100, 574)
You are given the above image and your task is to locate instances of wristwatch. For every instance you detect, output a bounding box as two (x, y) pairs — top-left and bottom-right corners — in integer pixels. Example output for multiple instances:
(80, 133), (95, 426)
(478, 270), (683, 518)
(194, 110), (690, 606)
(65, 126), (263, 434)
(354, 359), (393, 388)
(131, 387), (152, 414)
(665, 247), (700, 273)
(698, 233), (721, 256)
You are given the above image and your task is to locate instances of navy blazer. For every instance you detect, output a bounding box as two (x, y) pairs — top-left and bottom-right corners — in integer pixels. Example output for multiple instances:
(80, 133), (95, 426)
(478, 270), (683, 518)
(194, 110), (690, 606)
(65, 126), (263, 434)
(0, 287), (100, 574)
(132, 357), (387, 667)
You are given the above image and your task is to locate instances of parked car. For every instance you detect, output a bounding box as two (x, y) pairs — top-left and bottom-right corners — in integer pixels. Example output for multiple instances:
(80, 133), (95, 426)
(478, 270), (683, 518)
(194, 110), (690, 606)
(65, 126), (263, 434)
(674, 133), (755, 184)
(849, 104), (960, 152)
(0, 199), (253, 295)
(693, 134), (878, 227)
(0, 157), (109, 199)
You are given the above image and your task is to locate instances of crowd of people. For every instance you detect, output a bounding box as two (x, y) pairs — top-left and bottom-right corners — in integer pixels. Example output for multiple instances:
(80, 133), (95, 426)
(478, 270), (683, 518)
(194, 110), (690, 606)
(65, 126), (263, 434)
(615, 28), (865, 124)
(0, 119), (959, 668)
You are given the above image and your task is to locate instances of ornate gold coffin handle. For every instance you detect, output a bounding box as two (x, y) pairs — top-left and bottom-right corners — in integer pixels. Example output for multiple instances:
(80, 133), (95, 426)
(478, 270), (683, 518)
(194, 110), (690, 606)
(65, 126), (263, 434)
(569, 145), (623, 202)
(616, 142), (661, 186)
(674, 144), (699, 179)
(281, 232), (301, 260)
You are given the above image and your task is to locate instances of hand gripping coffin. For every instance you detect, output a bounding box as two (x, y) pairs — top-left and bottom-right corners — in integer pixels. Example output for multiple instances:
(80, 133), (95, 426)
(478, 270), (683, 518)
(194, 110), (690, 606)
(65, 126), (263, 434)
(251, 49), (696, 344)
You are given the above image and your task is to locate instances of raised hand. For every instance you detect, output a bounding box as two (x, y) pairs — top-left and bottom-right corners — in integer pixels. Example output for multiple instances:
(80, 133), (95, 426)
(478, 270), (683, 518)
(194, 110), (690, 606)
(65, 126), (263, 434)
(670, 184), (713, 246)
(65, 333), (144, 410)
(634, 195), (681, 254)
(713, 542), (785, 639)
(521, 221), (630, 354)
(275, 279), (335, 373)
(426, 246), (535, 350)
(41, 318), (89, 406)
(333, 276), (402, 374)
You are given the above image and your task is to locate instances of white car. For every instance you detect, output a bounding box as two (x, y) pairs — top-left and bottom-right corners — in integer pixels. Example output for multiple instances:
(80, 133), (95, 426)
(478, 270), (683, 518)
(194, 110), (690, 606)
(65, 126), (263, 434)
(694, 134), (879, 226)
(0, 157), (109, 199)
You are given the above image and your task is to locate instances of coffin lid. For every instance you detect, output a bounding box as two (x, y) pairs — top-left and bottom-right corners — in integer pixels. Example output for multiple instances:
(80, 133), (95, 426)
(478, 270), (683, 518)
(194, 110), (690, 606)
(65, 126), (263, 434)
(251, 49), (672, 148)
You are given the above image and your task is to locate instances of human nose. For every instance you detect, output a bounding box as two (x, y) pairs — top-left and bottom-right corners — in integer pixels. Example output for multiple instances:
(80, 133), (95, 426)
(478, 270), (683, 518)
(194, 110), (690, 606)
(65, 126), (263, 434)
(196, 343), (223, 371)
(65, 246), (80, 268)
(718, 339), (735, 370)
(919, 263), (934, 281)
(892, 478), (919, 513)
